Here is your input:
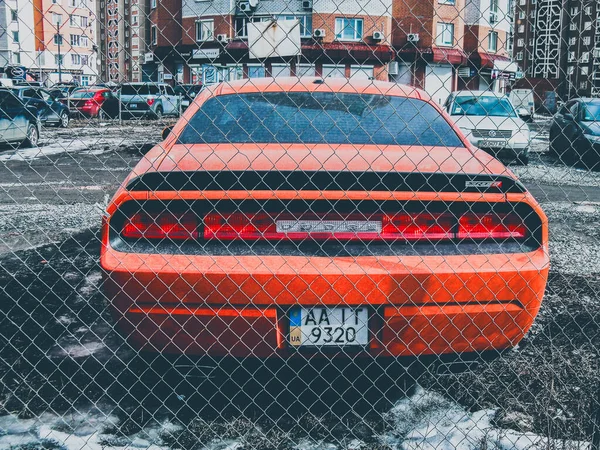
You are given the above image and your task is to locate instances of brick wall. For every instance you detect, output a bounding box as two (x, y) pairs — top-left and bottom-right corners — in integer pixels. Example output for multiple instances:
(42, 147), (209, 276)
(181, 15), (233, 45)
(312, 13), (392, 44)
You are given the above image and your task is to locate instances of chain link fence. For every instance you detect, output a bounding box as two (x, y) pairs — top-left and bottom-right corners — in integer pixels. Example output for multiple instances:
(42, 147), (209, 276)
(0, 0), (600, 448)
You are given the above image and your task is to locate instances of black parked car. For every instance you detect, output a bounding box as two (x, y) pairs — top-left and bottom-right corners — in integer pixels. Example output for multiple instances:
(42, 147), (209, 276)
(0, 89), (40, 148)
(174, 83), (203, 111)
(12, 86), (70, 127)
(550, 98), (600, 168)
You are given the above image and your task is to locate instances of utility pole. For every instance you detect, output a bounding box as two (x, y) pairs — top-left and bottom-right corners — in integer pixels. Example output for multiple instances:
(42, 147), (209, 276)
(56, 23), (62, 83)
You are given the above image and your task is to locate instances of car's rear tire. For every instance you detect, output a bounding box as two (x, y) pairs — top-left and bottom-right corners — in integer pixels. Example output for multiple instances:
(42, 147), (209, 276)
(98, 108), (108, 121)
(155, 106), (163, 120)
(23, 123), (39, 148)
(59, 111), (69, 128)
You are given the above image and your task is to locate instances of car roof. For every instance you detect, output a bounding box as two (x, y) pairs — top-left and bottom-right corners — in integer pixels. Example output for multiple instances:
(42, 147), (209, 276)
(210, 77), (426, 100)
(451, 90), (507, 98)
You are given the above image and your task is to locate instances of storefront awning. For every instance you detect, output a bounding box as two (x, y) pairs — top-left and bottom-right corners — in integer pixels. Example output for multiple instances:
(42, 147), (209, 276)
(431, 48), (467, 65)
(469, 52), (512, 70)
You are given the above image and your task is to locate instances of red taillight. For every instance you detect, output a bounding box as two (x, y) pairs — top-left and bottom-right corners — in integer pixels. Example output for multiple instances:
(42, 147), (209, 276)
(147, 98), (155, 106)
(382, 213), (454, 241)
(92, 92), (104, 102)
(122, 212), (199, 240)
(458, 213), (526, 239)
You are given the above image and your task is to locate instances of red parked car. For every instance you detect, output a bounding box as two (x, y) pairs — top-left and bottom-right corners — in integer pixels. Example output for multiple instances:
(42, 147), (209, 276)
(67, 88), (120, 119)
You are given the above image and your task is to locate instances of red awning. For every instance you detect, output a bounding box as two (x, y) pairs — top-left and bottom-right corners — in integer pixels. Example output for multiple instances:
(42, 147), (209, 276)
(432, 48), (467, 65)
(301, 42), (395, 62)
(470, 52), (511, 69)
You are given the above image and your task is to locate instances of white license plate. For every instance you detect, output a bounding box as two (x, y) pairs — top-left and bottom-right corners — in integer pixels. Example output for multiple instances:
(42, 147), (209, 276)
(182, 100), (190, 106)
(479, 139), (508, 148)
(289, 307), (369, 347)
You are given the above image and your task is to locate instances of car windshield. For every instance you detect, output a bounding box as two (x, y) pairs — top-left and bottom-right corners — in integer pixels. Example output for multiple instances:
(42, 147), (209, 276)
(178, 92), (463, 147)
(582, 103), (600, 121)
(70, 91), (96, 99)
(451, 95), (516, 117)
(121, 85), (159, 95)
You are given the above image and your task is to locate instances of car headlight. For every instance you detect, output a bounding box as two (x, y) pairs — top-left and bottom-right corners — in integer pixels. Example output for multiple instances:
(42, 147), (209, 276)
(584, 134), (600, 143)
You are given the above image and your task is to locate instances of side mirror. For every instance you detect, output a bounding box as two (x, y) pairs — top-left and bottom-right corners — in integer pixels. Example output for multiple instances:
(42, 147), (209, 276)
(162, 125), (174, 140)
(517, 107), (530, 117)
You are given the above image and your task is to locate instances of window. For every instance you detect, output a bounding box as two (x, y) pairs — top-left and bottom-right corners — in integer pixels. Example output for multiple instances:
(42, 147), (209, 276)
(582, 66), (589, 75)
(581, 81), (588, 89)
(195, 19), (214, 41)
(585, 21), (592, 31)
(518, 24), (525, 32)
(569, 51), (576, 61)
(517, 38), (524, 46)
(296, 63), (315, 77)
(582, 51), (590, 62)
(69, 15), (75, 25)
(71, 54), (81, 65)
(568, 65), (575, 74)
(322, 64), (345, 78)
(53, 13), (62, 24)
(489, 0), (499, 22)
(569, 37), (576, 45)
(81, 35), (88, 46)
(271, 63), (291, 77)
(12, 31), (19, 43)
(55, 54), (63, 65)
(335, 18), (363, 41)
(570, 23), (577, 30)
(439, 0), (455, 4)
(585, 6), (592, 14)
(571, 7), (579, 14)
(350, 65), (374, 80)
(131, 14), (138, 25)
(151, 25), (157, 45)
(81, 55), (88, 65)
(436, 22), (454, 46)
(151, 0), (156, 8)
(178, 93), (464, 148)
(529, 38), (534, 46)
(54, 34), (63, 45)
(519, 0), (525, 5)
(234, 16), (271, 38)
(12, 52), (20, 64)
(276, 15), (312, 37)
(81, 16), (88, 27)
(516, 51), (523, 60)
(70, 34), (81, 46)
(11, 9), (17, 21)
(585, 36), (591, 45)
(594, 48), (600, 57)
(594, 71), (600, 79)
(247, 64), (266, 78)
(488, 31), (498, 51)
(519, 11), (525, 19)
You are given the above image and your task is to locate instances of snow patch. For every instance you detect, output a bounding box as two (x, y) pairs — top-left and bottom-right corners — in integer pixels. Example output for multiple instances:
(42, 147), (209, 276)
(60, 341), (105, 358)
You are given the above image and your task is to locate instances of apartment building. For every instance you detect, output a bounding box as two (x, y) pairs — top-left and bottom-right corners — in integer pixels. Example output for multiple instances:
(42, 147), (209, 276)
(30, 0), (98, 85)
(0, 0), (36, 70)
(97, 0), (149, 82)
(512, 0), (599, 106)
(138, 0), (394, 85)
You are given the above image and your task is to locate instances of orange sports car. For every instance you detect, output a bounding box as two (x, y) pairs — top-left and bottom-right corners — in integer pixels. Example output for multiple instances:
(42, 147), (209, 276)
(101, 78), (549, 362)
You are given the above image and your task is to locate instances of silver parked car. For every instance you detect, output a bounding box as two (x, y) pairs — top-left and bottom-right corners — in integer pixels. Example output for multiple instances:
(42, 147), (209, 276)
(444, 90), (531, 165)
(119, 83), (181, 119)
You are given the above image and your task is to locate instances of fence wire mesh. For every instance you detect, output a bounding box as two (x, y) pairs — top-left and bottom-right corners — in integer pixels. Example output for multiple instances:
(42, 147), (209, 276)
(0, 0), (599, 448)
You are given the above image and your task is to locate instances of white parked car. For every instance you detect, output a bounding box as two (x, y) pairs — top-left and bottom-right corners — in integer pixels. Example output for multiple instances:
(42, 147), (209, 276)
(444, 90), (531, 165)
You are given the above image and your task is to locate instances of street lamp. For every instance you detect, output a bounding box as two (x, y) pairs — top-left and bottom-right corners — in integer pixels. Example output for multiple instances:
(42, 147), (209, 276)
(55, 23), (62, 83)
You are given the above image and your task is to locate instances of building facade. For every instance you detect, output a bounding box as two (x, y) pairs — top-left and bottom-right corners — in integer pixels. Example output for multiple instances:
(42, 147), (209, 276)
(0, 0), (36, 69)
(513, 0), (599, 107)
(31, 0), (98, 85)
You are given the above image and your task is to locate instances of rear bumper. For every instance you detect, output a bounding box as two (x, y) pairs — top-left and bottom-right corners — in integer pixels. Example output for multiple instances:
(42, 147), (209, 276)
(101, 246), (549, 358)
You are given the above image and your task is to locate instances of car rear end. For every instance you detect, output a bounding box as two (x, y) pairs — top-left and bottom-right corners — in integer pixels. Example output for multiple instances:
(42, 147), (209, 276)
(120, 83), (159, 117)
(67, 90), (104, 117)
(101, 79), (549, 365)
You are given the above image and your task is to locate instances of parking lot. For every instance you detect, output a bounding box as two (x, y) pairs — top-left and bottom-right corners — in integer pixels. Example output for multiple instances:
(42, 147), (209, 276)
(0, 117), (599, 449)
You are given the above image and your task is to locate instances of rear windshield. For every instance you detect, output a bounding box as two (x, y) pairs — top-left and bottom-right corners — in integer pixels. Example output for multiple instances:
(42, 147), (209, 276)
(121, 84), (159, 95)
(70, 91), (96, 99)
(178, 92), (463, 147)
